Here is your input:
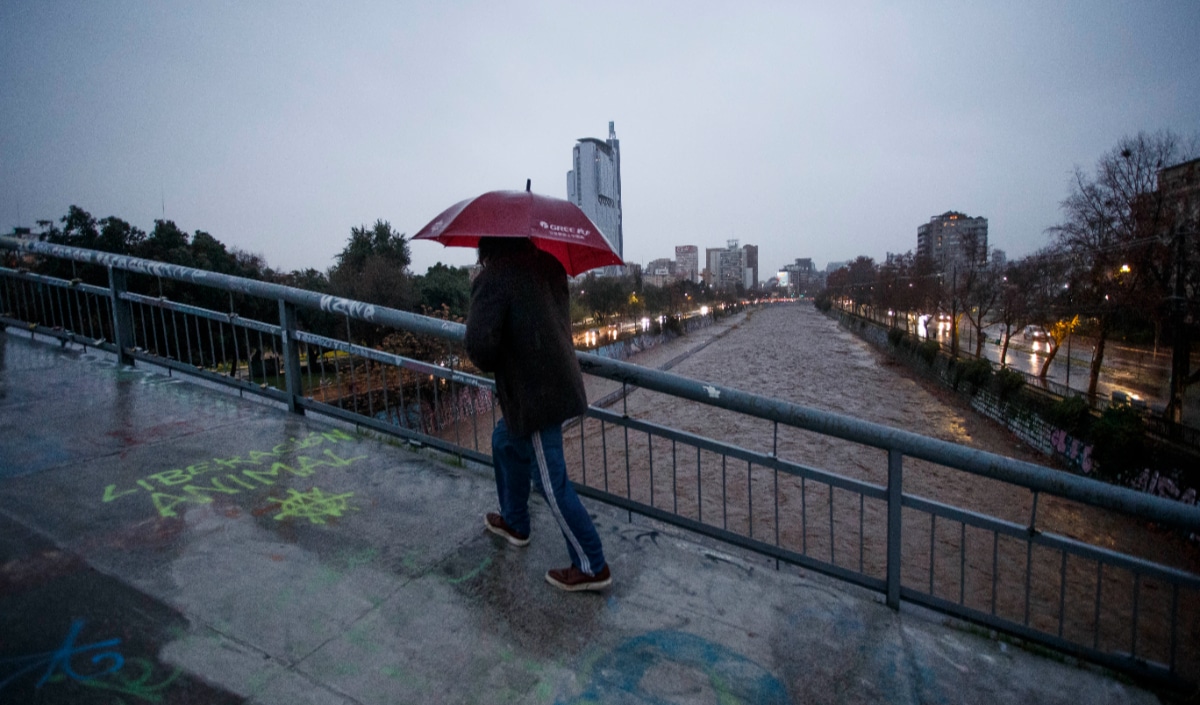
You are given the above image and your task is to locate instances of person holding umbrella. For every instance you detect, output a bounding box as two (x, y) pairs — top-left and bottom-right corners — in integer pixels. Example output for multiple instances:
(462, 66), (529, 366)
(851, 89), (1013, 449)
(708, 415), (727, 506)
(413, 184), (621, 592)
(465, 235), (611, 591)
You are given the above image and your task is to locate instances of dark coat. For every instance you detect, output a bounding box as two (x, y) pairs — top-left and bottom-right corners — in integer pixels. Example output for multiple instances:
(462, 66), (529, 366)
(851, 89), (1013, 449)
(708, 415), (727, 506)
(464, 247), (588, 437)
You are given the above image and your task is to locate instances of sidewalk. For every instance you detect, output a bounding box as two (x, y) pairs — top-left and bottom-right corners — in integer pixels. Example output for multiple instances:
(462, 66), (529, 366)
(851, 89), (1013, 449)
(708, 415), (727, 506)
(0, 331), (1161, 704)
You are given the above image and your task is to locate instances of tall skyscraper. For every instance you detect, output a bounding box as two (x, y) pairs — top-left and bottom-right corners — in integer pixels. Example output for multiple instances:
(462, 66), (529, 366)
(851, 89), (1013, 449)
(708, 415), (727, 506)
(567, 122), (623, 262)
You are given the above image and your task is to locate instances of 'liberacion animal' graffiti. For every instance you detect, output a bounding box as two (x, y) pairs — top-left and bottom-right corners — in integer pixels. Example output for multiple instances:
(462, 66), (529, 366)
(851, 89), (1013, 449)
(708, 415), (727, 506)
(101, 428), (368, 518)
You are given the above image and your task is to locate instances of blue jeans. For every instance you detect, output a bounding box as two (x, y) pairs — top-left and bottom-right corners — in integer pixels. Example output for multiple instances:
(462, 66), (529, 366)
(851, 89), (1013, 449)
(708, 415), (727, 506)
(491, 418), (607, 575)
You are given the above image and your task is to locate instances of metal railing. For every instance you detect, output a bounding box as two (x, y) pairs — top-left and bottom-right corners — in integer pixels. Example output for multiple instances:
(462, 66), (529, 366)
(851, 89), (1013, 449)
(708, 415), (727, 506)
(4, 236), (1200, 689)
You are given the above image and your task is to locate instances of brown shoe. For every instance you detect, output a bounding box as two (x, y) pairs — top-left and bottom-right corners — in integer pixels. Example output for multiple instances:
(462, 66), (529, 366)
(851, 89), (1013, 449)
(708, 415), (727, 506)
(545, 564), (611, 592)
(484, 513), (529, 547)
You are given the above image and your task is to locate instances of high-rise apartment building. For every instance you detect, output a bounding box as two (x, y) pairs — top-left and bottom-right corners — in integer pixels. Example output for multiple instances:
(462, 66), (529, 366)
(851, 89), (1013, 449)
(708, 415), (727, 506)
(917, 211), (988, 273)
(675, 245), (698, 283)
(567, 122), (623, 262)
(698, 240), (759, 290)
(743, 244), (759, 290)
(718, 248), (743, 290)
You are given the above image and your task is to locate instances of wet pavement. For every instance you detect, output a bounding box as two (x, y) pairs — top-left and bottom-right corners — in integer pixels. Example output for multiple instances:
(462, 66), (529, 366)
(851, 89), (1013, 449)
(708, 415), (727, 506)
(0, 331), (1165, 704)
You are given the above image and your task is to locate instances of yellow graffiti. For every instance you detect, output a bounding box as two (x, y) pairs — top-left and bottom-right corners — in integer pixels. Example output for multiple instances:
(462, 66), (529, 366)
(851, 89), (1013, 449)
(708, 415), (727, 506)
(100, 428), (366, 518)
(269, 487), (357, 524)
(146, 449), (366, 518)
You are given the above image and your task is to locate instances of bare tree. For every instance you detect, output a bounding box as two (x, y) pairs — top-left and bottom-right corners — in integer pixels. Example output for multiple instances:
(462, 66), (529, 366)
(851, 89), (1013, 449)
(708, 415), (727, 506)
(994, 260), (1033, 367)
(1015, 247), (1074, 379)
(846, 256), (878, 317)
(954, 232), (999, 358)
(1048, 131), (1188, 398)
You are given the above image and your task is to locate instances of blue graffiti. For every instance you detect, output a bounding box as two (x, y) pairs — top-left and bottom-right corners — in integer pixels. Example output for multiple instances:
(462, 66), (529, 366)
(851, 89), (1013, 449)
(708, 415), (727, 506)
(0, 619), (125, 693)
(560, 629), (789, 704)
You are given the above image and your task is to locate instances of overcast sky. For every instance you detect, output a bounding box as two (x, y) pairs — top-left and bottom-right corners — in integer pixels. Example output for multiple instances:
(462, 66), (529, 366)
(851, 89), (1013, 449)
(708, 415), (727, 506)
(2, 2), (1198, 278)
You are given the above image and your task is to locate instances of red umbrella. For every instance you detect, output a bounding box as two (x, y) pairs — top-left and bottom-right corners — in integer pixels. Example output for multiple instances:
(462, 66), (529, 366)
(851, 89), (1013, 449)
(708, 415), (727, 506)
(412, 187), (624, 276)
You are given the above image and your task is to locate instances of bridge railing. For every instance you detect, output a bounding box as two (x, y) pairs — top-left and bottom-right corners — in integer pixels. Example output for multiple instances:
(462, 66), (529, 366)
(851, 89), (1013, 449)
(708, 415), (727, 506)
(3, 236), (1199, 689)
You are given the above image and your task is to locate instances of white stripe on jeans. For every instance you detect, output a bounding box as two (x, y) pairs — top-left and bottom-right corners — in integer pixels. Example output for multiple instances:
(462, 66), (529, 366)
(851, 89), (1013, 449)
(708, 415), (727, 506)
(533, 429), (592, 575)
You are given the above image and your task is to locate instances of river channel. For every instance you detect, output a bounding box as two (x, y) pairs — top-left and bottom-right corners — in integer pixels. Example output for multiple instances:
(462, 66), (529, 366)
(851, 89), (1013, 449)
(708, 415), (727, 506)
(560, 303), (1198, 676)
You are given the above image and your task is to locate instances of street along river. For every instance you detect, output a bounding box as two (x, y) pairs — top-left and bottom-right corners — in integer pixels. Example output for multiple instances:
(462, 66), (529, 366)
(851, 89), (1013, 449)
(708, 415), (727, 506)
(559, 303), (1199, 680)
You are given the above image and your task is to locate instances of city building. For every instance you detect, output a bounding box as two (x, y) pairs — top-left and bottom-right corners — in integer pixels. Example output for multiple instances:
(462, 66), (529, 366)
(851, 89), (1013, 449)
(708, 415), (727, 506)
(646, 258), (673, 277)
(782, 258), (817, 295)
(743, 244), (759, 290)
(718, 247), (743, 290)
(567, 122), (623, 266)
(703, 247), (723, 286)
(675, 245), (699, 283)
(916, 211), (988, 273)
(1160, 156), (1200, 224)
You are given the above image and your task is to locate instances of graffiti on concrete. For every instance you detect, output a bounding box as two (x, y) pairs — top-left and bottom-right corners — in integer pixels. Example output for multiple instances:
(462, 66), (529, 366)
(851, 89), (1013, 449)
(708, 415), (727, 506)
(0, 618), (180, 701)
(1049, 429), (1198, 508)
(1131, 468), (1199, 506)
(268, 487), (358, 524)
(1049, 428), (1094, 474)
(70, 656), (182, 702)
(100, 428), (368, 518)
(560, 629), (788, 704)
(0, 619), (122, 692)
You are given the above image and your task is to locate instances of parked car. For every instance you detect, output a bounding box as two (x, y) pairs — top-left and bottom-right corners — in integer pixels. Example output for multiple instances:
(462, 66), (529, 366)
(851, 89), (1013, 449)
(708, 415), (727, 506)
(1022, 325), (1048, 341)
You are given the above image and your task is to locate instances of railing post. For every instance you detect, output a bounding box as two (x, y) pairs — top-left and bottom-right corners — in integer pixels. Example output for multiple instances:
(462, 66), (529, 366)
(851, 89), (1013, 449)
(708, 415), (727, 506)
(108, 266), (135, 366)
(278, 299), (305, 415)
(886, 448), (903, 609)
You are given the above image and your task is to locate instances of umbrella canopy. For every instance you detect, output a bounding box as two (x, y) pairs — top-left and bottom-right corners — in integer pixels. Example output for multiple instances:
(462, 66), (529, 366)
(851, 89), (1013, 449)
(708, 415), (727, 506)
(412, 189), (624, 276)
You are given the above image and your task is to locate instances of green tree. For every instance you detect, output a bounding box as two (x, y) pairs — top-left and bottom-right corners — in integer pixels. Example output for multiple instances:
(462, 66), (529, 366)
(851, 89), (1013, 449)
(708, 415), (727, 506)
(97, 216), (145, 254)
(275, 267), (330, 292)
(328, 219), (414, 309)
(59, 205), (100, 248)
(328, 220), (415, 346)
(136, 219), (192, 265)
(190, 230), (238, 274)
(415, 262), (471, 318)
(577, 275), (629, 324)
(335, 220), (411, 273)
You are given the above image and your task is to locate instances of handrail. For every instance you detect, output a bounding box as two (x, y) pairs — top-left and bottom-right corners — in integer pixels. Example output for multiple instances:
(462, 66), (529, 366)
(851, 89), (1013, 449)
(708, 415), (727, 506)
(5, 235), (1198, 533)
(576, 352), (1200, 532)
(0, 236), (460, 341)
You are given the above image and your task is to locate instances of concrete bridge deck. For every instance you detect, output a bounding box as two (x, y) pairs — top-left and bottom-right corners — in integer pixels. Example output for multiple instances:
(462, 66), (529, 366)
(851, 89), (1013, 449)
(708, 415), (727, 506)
(0, 331), (1160, 704)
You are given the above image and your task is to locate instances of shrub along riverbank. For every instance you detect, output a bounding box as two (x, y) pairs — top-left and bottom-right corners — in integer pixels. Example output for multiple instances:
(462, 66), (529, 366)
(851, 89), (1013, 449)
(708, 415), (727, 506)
(835, 311), (1199, 513)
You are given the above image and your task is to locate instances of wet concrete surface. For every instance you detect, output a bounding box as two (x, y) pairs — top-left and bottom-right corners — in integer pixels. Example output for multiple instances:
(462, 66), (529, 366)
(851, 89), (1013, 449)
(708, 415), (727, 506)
(0, 331), (1164, 704)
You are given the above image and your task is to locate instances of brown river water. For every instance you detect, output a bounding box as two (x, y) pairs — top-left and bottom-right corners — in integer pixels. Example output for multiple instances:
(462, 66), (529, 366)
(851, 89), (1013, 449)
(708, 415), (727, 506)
(444, 304), (1199, 676)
